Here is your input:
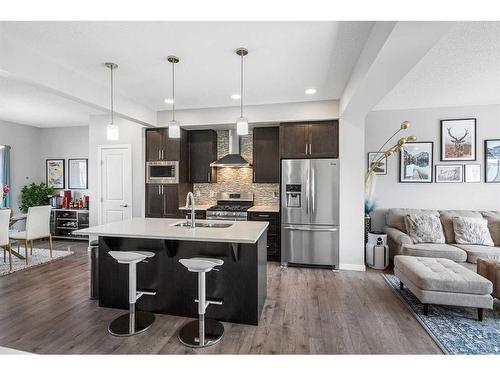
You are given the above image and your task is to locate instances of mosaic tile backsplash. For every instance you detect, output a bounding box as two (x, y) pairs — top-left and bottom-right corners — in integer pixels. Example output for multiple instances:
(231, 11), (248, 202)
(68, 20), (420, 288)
(193, 129), (280, 205)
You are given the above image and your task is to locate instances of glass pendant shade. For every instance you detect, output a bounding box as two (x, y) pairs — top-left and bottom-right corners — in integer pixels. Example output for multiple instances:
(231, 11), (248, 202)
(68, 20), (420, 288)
(107, 123), (119, 141)
(168, 120), (181, 138)
(236, 116), (248, 135)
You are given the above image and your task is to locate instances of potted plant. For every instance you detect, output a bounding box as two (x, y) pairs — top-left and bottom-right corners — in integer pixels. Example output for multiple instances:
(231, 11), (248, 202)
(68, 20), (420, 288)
(19, 182), (55, 213)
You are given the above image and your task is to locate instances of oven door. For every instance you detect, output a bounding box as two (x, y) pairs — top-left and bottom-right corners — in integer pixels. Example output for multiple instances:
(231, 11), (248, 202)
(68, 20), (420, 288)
(146, 161), (179, 184)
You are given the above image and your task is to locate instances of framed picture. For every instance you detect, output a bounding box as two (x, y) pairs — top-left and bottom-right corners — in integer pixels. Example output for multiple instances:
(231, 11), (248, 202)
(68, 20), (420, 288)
(399, 142), (433, 183)
(485, 139), (500, 183)
(465, 164), (481, 183)
(68, 158), (88, 189)
(367, 152), (387, 175)
(440, 118), (476, 161)
(46, 159), (65, 189)
(435, 164), (463, 183)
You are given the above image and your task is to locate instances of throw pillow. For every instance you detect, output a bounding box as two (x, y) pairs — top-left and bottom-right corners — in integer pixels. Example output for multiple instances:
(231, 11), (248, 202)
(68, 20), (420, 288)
(404, 214), (446, 244)
(453, 217), (494, 246)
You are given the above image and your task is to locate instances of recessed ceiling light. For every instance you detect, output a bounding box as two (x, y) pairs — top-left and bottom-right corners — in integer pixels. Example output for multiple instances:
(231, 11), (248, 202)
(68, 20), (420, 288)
(305, 88), (317, 95)
(231, 94), (241, 100)
(164, 98), (174, 104)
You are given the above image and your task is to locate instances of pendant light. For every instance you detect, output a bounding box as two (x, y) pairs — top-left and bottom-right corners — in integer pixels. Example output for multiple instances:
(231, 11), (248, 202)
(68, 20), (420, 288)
(235, 47), (249, 136)
(167, 55), (181, 138)
(105, 62), (119, 141)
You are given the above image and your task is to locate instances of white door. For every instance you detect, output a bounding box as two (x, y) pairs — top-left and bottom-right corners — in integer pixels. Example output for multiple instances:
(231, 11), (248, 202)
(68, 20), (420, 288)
(98, 145), (133, 224)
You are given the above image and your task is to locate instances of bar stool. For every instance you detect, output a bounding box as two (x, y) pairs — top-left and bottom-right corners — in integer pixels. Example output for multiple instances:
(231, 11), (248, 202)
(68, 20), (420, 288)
(178, 257), (224, 348)
(108, 251), (157, 337)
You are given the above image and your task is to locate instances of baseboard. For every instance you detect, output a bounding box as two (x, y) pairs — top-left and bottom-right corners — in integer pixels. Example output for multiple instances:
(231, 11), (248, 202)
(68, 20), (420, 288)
(339, 263), (366, 271)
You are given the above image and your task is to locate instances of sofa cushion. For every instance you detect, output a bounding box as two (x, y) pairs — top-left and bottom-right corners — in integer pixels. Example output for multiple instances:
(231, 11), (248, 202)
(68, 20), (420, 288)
(481, 211), (500, 247)
(404, 214), (445, 244)
(453, 217), (494, 246)
(439, 210), (482, 244)
(401, 243), (467, 262)
(453, 244), (500, 264)
(394, 256), (492, 295)
(386, 208), (440, 234)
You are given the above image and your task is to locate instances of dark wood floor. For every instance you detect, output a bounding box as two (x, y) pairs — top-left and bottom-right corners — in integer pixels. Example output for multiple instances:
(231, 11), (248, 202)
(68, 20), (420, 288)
(0, 239), (441, 354)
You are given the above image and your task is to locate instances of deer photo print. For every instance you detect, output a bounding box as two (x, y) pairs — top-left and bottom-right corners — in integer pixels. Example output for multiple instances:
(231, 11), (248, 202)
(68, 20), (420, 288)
(440, 118), (476, 161)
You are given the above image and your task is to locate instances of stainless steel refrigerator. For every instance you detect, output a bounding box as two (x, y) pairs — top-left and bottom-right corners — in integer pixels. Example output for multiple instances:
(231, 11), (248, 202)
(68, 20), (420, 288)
(281, 159), (339, 268)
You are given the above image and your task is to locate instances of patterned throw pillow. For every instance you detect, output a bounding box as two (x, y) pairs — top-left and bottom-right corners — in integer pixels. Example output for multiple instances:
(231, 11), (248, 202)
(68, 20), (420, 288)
(453, 217), (494, 246)
(404, 214), (446, 244)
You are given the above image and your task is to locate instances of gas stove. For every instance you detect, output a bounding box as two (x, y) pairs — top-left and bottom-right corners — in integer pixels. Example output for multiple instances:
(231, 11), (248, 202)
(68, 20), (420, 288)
(206, 192), (254, 221)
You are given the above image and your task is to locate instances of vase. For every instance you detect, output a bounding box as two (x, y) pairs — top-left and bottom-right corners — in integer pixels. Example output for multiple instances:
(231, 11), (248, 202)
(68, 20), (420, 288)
(364, 213), (371, 244)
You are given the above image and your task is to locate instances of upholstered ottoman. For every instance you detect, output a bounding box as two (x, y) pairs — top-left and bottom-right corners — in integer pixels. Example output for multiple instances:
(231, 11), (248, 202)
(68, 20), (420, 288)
(394, 256), (493, 321)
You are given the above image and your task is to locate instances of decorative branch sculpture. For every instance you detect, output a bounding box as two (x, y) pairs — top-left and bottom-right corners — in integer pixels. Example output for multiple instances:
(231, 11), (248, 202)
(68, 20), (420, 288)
(365, 121), (416, 214)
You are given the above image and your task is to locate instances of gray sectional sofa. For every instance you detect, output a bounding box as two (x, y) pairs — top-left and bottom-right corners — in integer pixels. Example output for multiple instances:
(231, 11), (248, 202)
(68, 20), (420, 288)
(384, 209), (500, 270)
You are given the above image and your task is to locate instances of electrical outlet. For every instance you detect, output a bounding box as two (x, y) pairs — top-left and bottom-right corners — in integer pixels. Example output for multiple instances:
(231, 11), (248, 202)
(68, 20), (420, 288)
(273, 191), (279, 198)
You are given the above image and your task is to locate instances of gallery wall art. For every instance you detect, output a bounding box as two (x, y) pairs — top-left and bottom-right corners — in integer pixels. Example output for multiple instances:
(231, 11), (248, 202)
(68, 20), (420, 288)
(440, 118), (476, 161)
(399, 142), (433, 183)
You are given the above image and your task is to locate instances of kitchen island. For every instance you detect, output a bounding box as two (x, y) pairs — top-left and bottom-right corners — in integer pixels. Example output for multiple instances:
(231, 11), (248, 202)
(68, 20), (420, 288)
(75, 218), (268, 325)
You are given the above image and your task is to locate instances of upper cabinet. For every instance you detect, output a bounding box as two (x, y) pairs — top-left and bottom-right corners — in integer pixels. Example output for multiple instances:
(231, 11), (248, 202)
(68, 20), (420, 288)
(145, 128), (181, 161)
(253, 126), (279, 183)
(188, 130), (218, 183)
(279, 120), (338, 159)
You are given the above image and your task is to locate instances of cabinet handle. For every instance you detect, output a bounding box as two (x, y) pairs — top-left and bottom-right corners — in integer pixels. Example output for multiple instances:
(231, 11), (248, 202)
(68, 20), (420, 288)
(258, 214), (270, 218)
(161, 150), (164, 160)
(158, 185), (161, 195)
(309, 143), (312, 154)
(253, 171), (256, 182)
(305, 144), (308, 155)
(158, 150), (161, 160)
(208, 172), (211, 182)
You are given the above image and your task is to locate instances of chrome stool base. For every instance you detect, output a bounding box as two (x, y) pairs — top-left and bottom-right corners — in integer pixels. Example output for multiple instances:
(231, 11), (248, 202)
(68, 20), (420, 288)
(178, 319), (224, 348)
(108, 311), (155, 337)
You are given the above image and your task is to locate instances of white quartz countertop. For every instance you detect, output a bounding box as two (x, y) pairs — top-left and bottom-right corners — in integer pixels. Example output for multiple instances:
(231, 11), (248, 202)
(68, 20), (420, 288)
(248, 205), (280, 213)
(73, 218), (268, 244)
(178, 204), (212, 211)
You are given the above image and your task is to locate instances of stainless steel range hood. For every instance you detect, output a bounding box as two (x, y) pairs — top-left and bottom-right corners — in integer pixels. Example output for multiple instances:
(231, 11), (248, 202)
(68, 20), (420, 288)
(210, 130), (251, 168)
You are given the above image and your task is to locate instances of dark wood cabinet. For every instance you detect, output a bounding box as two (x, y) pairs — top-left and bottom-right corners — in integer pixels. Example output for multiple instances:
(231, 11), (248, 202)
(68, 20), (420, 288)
(279, 120), (338, 159)
(145, 128), (181, 162)
(308, 121), (339, 158)
(178, 209), (207, 220)
(253, 127), (280, 183)
(146, 184), (182, 218)
(145, 184), (165, 218)
(248, 211), (280, 261)
(188, 130), (217, 183)
(279, 123), (309, 158)
(145, 127), (191, 219)
(146, 129), (164, 161)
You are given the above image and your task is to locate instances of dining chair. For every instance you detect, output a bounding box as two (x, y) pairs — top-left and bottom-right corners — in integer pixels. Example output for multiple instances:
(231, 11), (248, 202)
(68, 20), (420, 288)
(10, 205), (53, 265)
(0, 209), (12, 271)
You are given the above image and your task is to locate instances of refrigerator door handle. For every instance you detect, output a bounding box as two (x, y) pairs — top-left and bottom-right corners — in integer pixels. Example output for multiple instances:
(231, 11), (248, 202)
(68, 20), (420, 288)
(305, 166), (310, 214)
(282, 226), (338, 232)
(311, 165), (315, 216)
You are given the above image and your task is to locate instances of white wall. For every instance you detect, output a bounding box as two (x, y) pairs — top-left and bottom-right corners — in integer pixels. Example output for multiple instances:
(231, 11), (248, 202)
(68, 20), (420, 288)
(0, 120), (42, 212)
(366, 104), (500, 214)
(157, 100), (339, 126)
(338, 117), (366, 271)
(39, 126), (89, 194)
(88, 115), (145, 226)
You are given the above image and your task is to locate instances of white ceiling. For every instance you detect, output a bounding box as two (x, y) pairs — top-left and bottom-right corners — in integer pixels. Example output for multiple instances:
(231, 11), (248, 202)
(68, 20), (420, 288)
(374, 22), (500, 111)
(0, 76), (103, 127)
(0, 21), (374, 127)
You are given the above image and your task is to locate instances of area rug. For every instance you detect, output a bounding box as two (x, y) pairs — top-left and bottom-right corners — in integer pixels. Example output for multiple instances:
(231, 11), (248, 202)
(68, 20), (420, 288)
(0, 248), (74, 276)
(383, 273), (500, 354)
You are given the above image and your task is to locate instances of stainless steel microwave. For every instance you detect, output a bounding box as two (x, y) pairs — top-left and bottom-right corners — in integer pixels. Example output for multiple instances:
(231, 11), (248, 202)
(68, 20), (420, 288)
(146, 161), (179, 184)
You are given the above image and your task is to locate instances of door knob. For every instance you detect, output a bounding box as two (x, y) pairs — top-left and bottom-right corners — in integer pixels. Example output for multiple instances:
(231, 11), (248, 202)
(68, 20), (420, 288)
(120, 204), (129, 207)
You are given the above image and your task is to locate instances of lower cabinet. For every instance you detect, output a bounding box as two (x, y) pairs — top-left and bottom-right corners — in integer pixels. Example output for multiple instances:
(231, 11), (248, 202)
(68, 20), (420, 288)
(146, 184), (180, 218)
(178, 209), (206, 220)
(248, 211), (280, 261)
